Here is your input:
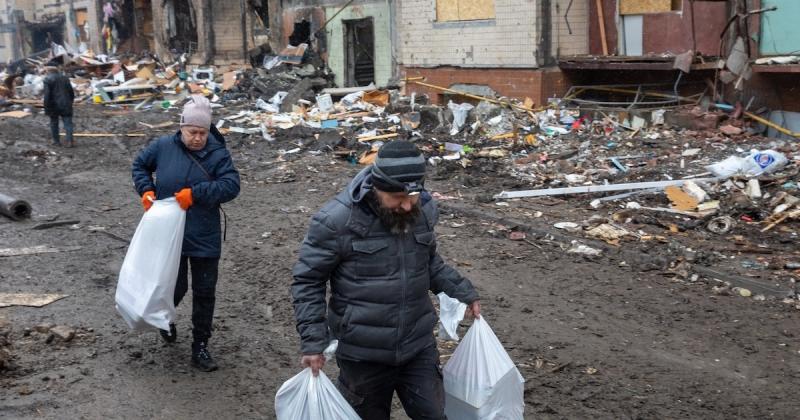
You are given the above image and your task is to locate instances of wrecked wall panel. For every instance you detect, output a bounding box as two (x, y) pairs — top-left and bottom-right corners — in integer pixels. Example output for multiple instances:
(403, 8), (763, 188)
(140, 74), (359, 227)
(590, 0), (727, 56)
(552, 0), (589, 57)
(619, 0), (671, 15)
(399, 0), (538, 68)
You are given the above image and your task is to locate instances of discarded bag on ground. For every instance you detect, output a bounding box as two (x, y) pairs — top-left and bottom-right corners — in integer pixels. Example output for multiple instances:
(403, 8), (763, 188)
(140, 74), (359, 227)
(706, 149), (788, 178)
(443, 317), (525, 419)
(115, 198), (185, 331)
(449, 101), (475, 135)
(275, 367), (360, 420)
(438, 292), (466, 341)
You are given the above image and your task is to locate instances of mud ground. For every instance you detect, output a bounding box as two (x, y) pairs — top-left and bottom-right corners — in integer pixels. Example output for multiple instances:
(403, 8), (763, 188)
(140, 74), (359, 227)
(1, 106), (800, 419)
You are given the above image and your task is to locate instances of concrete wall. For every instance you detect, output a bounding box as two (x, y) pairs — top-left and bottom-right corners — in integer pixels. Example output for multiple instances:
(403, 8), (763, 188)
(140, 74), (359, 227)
(323, 1), (392, 87)
(398, 0), (538, 68)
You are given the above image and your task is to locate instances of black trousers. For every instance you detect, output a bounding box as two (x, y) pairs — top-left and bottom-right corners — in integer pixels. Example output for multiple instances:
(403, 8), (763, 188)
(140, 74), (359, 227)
(336, 344), (446, 420)
(174, 256), (219, 343)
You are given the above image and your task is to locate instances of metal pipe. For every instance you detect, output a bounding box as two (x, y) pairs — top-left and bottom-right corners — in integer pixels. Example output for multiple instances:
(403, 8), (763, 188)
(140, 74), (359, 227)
(0, 193), (32, 221)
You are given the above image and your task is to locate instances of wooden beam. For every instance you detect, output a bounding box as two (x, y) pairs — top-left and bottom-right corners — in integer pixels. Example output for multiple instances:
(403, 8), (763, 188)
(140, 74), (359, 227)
(596, 0), (609, 55)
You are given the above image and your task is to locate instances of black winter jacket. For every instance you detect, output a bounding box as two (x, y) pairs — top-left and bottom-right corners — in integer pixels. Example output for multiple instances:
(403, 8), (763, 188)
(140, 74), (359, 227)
(43, 72), (74, 117)
(292, 167), (479, 365)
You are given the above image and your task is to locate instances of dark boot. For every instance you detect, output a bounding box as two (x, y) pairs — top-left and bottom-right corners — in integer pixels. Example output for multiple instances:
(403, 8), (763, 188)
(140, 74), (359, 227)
(191, 341), (218, 372)
(159, 323), (177, 343)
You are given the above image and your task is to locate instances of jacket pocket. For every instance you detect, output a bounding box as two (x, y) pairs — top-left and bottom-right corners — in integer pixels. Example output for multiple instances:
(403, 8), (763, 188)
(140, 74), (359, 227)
(352, 239), (390, 278)
(413, 231), (434, 246)
(340, 305), (354, 339)
(352, 239), (388, 254)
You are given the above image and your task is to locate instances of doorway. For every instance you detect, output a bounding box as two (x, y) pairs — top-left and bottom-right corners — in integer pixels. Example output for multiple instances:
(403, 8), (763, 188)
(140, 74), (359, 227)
(343, 18), (375, 87)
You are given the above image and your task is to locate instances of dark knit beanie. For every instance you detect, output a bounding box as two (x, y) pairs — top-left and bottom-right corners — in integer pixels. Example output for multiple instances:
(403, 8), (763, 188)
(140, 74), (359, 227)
(371, 141), (426, 193)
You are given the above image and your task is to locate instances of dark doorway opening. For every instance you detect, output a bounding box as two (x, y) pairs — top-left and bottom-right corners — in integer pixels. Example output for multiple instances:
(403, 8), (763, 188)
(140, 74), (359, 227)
(29, 19), (65, 52)
(167, 0), (198, 54)
(344, 18), (375, 87)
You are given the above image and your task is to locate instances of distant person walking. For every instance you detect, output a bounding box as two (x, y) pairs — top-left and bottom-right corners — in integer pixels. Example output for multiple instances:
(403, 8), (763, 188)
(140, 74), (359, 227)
(42, 65), (74, 147)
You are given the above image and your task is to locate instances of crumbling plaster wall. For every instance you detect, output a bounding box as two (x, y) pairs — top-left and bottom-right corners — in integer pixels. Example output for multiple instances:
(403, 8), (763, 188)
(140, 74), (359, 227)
(398, 0), (538, 68)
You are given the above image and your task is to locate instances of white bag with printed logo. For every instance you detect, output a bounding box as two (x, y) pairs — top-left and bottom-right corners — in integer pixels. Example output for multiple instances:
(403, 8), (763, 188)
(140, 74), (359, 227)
(275, 368), (361, 420)
(115, 198), (185, 331)
(443, 317), (525, 419)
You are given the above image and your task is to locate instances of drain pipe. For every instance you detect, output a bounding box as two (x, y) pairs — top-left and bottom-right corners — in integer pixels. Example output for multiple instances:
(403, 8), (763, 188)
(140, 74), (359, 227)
(241, 0), (248, 64)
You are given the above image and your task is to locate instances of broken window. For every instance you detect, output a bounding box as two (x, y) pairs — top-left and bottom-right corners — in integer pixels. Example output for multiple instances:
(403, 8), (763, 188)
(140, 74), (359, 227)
(619, 0), (681, 15)
(250, 0), (269, 30)
(436, 0), (495, 22)
(75, 8), (89, 42)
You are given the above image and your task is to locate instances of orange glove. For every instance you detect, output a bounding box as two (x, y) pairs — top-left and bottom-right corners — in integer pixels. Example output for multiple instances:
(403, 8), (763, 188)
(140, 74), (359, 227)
(141, 191), (155, 212)
(175, 188), (193, 210)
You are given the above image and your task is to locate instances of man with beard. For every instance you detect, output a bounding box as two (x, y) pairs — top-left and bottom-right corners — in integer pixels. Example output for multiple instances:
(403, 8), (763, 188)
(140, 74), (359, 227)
(291, 140), (481, 419)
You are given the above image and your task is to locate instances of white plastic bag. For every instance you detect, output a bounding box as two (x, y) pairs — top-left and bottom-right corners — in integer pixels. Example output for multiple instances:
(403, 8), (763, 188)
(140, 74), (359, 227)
(115, 198), (185, 331)
(275, 368), (360, 420)
(443, 317), (525, 420)
(438, 293), (466, 341)
(448, 101), (475, 135)
(706, 149), (788, 178)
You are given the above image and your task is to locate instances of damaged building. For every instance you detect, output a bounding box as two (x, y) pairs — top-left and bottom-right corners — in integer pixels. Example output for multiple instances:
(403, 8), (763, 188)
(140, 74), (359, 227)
(0, 0), (103, 63)
(555, 0), (800, 136)
(147, 0), (272, 65)
(274, 0), (395, 88)
(398, 0), (590, 106)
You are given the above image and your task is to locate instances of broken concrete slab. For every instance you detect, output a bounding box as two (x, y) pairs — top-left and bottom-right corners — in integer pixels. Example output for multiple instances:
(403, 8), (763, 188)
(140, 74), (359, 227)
(0, 293), (68, 308)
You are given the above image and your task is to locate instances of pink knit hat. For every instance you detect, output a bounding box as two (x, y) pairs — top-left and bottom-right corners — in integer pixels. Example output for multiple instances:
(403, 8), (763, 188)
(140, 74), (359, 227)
(180, 95), (212, 129)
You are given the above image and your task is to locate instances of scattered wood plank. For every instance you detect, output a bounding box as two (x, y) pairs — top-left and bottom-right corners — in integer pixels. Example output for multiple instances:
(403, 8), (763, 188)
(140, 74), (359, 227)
(61, 133), (147, 138)
(0, 293), (68, 308)
(138, 121), (174, 129)
(0, 245), (81, 257)
(494, 178), (720, 199)
(0, 111), (31, 118)
(31, 220), (80, 230)
(357, 133), (399, 142)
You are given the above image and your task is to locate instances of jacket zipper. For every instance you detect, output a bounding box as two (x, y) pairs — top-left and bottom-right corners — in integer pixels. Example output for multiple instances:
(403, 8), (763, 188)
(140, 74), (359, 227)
(397, 232), (407, 363)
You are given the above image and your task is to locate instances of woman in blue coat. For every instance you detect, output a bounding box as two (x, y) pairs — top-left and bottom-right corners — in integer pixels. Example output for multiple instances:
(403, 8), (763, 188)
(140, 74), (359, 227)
(131, 95), (240, 371)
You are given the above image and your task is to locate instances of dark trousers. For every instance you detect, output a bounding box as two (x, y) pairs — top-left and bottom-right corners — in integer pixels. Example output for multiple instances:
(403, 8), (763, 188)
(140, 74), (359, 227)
(336, 345), (446, 420)
(49, 115), (73, 145)
(174, 256), (219, 343)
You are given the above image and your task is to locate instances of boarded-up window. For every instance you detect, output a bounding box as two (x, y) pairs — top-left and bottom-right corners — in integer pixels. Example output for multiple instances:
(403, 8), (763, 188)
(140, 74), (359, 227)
(620, 0), (681, 15)
(437, 0), (495, 21)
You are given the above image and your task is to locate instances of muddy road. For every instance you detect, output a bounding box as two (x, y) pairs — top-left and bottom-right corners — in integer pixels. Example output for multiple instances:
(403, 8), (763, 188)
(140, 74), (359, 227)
(1, 108), (799, 419)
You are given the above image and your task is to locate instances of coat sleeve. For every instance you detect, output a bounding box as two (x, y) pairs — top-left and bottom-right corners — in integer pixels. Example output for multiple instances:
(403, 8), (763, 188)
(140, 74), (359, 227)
(291, 211), (341, 355)
(67, 79), (74, 102)
(42, 78), (52, 110)
(190, 149), (240, 206)
(131, 139), (159, 195)
(427, 203), (479, 304)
